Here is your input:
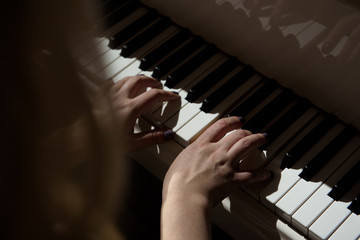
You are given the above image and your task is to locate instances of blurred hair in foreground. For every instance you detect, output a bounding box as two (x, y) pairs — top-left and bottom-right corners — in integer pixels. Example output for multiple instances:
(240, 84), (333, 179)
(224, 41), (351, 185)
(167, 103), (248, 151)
(1, 0), (127, 239)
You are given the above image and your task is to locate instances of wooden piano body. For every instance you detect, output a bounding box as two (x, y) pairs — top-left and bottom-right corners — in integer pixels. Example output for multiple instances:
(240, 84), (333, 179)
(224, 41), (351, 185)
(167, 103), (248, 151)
(74, 0), (360, 239)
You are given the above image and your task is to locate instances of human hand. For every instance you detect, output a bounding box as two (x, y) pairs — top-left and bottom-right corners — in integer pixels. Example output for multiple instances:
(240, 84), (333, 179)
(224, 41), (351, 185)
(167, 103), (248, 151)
(162, 116), (271, 209)
(94, 75), (179, 152)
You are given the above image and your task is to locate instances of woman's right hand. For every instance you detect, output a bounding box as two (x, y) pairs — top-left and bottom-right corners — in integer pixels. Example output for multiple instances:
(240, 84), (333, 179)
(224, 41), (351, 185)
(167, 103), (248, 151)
(161, 116), (271, 240)
(163, 116), (271, 208)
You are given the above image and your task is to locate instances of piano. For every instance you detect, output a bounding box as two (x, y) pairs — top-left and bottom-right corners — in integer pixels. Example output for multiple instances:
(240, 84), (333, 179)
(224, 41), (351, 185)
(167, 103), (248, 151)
(72, 0), (360, 239)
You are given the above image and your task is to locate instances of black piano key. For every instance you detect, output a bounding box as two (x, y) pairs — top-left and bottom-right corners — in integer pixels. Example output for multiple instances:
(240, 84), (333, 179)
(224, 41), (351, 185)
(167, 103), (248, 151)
(280, 114), (338, 169)
(140, 30), (191, 70)
(121, 18), (172, 57)
(299, 125), (356, 181)
(227, 79), (278, 118)
(108, 10), (158, 49)
(165, 45), (217, 88)
(348, 192), (360, 214)
(152, 37), (204, 79)
(262, 99), (311, 147)
(328, 159), (360, 201)
(242, 89), (295, 133)
(104, 0), (140, 29)
(185, 57), (239, 103)
(200, 66), (255, 113)
(100, 0), (128, 17)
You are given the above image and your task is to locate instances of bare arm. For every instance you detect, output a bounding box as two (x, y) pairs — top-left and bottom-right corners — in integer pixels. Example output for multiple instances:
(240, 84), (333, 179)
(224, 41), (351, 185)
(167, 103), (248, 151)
(161, 117), (272, 240)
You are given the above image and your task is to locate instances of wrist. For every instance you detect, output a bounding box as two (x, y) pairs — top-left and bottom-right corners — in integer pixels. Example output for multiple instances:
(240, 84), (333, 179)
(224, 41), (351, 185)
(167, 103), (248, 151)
(161, 190), (212, 240)
(162, 185), (212, 212)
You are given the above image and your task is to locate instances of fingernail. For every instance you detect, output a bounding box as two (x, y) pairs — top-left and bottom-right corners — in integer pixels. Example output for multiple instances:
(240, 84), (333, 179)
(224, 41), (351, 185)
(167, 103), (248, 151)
(238, 116), (245, 124)
(262, 132), (269, 140)
(136, 73), (145, 76)
(163, 130), (175, 141)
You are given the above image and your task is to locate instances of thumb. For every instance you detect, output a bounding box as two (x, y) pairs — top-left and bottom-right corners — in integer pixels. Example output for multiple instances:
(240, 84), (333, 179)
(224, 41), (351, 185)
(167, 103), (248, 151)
(130, 129), (175, 151)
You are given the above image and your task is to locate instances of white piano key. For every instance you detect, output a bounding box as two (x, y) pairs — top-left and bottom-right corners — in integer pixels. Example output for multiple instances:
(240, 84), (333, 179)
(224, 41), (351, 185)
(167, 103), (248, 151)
(160, 65), (245, 133)
(78, 39), (110, 66)
(328, 213), (360, 240)
(96, 51), (135, 80)
(97, 26), (179, 81)
(292, 181), (334, 236)
(275, 124), (359, 223)
(308, 181), (360, 240)
(242, 108), (319, 199)
(150, 54), (225, 128)
(164, 101), (200, 131)
(112, 58), (142, 81)
(258, 116), (340, 211)
(264, 107), (319, 161)
(176, 73), (262, 146)
(140, 42), (221, 118)
(292, 145), (360, 235)
(147, 59), (240, 127)
(86, 48), (122, 74)
(75, 8), (148, 64)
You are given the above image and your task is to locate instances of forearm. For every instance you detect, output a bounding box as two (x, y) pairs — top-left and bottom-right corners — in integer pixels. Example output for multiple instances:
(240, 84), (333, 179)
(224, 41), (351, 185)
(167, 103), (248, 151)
(161, 193), (212, 240)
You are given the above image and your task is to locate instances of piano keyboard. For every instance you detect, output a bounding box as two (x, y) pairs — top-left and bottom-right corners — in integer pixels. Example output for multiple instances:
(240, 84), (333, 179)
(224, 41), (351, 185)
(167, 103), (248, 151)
(73, 1), (360, 239)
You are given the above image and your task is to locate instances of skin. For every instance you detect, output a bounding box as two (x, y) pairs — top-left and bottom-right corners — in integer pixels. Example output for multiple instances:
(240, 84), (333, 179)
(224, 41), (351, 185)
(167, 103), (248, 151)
(93, 76), (271, 239)
(105, 76), (271, 239)
(161, 117), (271, 240)
(95, 75), (180, 151)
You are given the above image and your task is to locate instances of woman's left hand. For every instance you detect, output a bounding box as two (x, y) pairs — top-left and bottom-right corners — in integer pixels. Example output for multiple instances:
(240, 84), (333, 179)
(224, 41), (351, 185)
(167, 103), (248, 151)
(95, 75), (179, 151)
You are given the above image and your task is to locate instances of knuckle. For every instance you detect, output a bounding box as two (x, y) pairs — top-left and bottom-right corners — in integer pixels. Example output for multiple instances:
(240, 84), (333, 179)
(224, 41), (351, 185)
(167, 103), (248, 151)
(150, 131), (163, 144)
(122, 76), (133, 83)
(242, 129), (252, 135)
(239, 138), (252, 148)
(131, 75), (142, 83)
(147, 88), (162, 98)
(214, 118), (230, 130)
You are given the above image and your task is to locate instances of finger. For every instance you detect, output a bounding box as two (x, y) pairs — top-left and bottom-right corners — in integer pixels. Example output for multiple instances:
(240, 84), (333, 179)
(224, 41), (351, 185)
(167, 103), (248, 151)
(232, 168), (272, 186)
(132, 88), (179, 117)
(130, 129), (175, 151)
(123, 75), (162, 98)
(111, 76), (128, 92)
(196, 116), (245, 143)
(227, 133), (268, 163)
(219, 129), (252, 151)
